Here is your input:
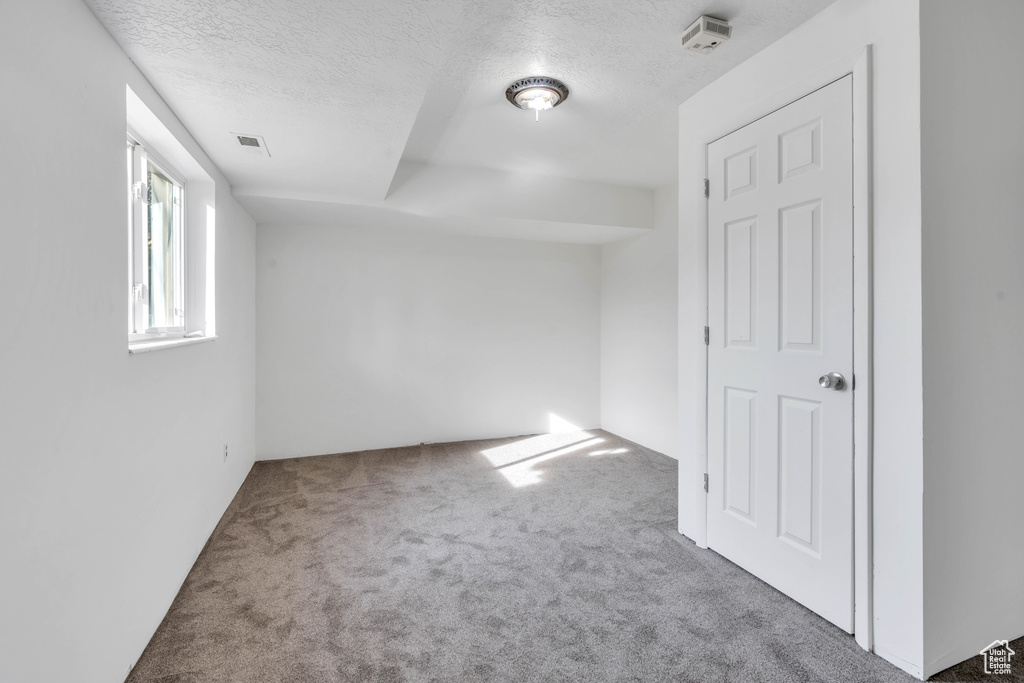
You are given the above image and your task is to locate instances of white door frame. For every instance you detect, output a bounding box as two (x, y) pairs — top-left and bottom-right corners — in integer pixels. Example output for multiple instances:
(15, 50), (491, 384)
(683, 46), (873, 650)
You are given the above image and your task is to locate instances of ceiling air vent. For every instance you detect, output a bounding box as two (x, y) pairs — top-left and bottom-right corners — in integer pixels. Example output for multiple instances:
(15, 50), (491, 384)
(681, 16), (732, 55)
(230, 132), (271, 157)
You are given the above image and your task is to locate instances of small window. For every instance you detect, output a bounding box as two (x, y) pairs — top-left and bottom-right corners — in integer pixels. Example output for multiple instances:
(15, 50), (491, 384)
(128, 134), (186, 337)
(126, 85), (216, 353)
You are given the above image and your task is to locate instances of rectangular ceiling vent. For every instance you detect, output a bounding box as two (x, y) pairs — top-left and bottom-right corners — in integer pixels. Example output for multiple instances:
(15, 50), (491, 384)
(230, 132), (271, 157)
(681, 16), (732, 55)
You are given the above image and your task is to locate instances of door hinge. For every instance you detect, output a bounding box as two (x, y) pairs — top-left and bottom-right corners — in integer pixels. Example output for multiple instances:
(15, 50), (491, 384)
(704, 178), (709, 198)
(703, 326), (709, 345)
(703, 473), (709, 492)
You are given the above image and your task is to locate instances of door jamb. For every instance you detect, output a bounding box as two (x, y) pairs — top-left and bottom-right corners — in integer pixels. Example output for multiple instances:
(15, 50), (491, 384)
(689, 47), (873, 651)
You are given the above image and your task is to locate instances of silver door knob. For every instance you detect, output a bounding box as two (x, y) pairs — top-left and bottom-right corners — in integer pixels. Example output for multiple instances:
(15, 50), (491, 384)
(819, 372), (846, 391)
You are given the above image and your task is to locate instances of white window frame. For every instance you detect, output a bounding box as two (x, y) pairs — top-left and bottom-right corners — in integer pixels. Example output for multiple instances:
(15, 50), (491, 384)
(126, 85), (217, 354)
(128, 131), (188, 342)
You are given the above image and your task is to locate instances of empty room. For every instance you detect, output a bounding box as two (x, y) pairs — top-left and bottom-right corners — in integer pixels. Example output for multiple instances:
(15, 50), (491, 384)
(2, 0), (1022, 681)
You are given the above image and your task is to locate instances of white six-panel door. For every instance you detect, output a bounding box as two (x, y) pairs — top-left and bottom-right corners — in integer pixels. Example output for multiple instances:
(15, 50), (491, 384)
(706, 75), (854, 632)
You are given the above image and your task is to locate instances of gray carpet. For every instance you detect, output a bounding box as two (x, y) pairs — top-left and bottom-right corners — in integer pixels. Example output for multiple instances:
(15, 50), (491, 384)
(930, 638), (1024, 683)
(127, 430), (931, 682)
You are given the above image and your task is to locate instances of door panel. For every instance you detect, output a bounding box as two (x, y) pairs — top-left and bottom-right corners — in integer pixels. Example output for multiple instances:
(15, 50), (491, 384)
(778, 395), (821, 553)
(779, 200), (821, 350)
(725, 217), (757, 347)
(707, 76), (854, 632)
(725, 146), (758, 198)
(724, 387), (757, 522)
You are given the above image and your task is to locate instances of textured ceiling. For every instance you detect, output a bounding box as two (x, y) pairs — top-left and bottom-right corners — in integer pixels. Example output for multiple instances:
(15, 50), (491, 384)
(399, 0), (835, 188)
(85, 0), (835, 227)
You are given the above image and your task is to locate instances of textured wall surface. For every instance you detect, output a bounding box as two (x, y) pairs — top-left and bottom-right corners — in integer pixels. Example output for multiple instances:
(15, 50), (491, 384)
(256, 222), (601, 459)
(600, 185), (679, 458)
(0, 1), (257, 682)
(921, 0), (1024, 676)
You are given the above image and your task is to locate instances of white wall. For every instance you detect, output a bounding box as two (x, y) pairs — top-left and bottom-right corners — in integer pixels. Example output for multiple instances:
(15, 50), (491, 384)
(600, 185), (679, 458)
(677, 0), (925, 675)
(920, 0), (1024, 676)
(0, 2), (257, 682)
(256, 223), (600, 459)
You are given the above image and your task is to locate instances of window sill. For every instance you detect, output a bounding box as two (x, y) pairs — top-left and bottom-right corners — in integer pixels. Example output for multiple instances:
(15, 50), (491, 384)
(128, 335), (217, 355)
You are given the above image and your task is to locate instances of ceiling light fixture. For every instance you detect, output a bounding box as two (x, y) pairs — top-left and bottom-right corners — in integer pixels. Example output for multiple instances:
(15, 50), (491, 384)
(505, 76), (570, 122)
